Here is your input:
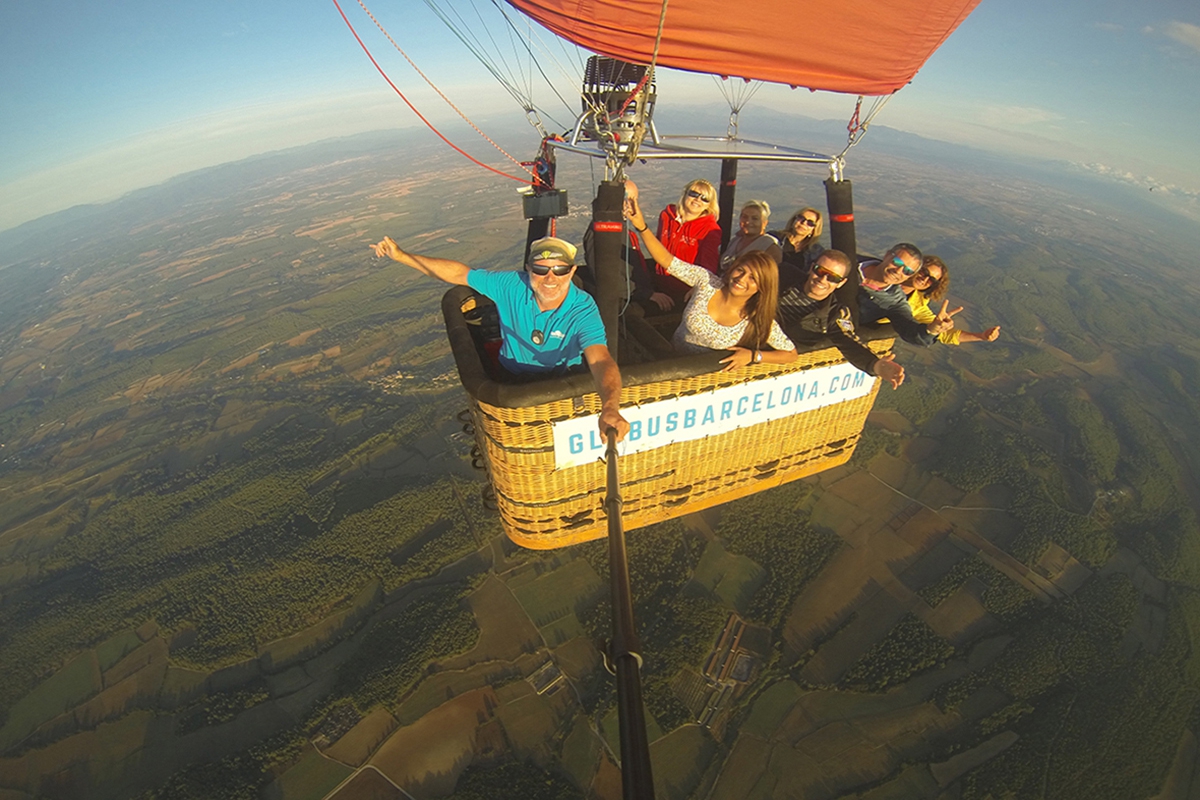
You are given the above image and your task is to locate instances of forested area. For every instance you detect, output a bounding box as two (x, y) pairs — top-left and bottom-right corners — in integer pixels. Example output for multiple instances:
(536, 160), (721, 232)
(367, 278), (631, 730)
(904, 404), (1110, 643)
(840, 614), (955, 692)
(868, 241), (1200, 797)
(446, 758), (584, 799)
(576, 523), (728, 731)
(6, 130), (1200, 799)
(566, 483), (843, 734)
(937, 571), (1192, 800)
(0, 378), (485, 712)
(712, 483), (842, 633)
(933, 402), (1113, 567)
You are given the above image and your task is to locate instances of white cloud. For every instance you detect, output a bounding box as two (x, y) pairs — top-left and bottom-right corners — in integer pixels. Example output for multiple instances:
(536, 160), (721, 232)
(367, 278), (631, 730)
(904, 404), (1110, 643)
(1073, 161), (1200, 199)
(978, 105), (1061, 126)
(1164, 21), (1200, 53)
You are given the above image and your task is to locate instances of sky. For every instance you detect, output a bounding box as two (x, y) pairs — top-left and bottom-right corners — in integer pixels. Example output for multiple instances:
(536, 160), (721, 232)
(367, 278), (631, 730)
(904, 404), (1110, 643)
(2, 0), (1199, 233)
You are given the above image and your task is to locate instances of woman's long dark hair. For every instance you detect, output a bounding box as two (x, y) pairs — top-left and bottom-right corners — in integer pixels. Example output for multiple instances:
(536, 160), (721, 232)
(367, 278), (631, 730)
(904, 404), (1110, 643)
(922, 255), (950, 301)
(726, 250), (780, 350)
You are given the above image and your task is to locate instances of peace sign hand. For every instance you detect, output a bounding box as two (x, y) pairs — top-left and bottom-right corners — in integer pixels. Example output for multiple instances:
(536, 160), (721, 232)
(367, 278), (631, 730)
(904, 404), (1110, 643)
(927, 300), (963, 335)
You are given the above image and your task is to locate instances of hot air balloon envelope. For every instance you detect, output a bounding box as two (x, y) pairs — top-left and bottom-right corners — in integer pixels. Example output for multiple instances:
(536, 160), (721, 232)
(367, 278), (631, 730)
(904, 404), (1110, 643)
(506, 0), (981, 95)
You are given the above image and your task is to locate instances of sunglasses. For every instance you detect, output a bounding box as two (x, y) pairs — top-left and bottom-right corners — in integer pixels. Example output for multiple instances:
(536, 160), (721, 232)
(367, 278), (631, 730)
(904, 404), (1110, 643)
(685, 189), (710, 203)
(813, 264), (847, 284)
(529, 262), (573, 276)
(891, 256), (917, 276)
(795, 217), (817, 228)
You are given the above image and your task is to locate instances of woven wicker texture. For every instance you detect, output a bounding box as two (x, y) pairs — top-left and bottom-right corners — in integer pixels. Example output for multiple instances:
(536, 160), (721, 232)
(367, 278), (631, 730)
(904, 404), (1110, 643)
(470, 340), (891, 548)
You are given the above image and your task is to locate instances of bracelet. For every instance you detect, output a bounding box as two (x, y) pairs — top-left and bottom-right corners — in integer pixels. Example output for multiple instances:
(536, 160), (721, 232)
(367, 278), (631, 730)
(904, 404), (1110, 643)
(754, 350), (762, 363)
(634, 225), (647, 233)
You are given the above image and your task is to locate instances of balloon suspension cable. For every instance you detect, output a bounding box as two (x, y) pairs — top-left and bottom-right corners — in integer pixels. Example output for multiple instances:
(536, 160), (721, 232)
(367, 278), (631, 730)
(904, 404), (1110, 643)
(482, 0), (579, 131)
(466, 0), (609, 133)
(345, 0), (537, 183)
(713, 76), (763, 138)
(420, 0), (578, 134)
(837, 94), (893, 160)
(421, 0), (549, 127)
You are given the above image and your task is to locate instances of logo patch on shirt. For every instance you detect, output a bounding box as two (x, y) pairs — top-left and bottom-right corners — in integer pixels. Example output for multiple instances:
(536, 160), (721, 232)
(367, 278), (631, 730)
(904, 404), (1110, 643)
(549, 330), (566, 340)
(836, 318), (855, 333)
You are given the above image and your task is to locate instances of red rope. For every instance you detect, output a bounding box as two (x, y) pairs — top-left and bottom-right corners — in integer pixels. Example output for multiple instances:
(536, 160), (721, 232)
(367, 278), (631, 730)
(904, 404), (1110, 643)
(353, 0), (535, 182)
(614, 70), (652, 120)
(330, 0), (532, 185)
(847, 96), (863, 139)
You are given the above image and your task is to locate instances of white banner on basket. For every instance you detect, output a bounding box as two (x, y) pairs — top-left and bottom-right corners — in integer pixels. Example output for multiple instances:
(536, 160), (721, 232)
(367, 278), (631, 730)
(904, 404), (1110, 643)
(551, 361), (877, 469)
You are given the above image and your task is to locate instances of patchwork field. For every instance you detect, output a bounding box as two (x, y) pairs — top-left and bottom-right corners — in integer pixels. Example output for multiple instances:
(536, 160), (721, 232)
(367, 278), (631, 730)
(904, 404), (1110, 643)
(2, 128), (1199, 799)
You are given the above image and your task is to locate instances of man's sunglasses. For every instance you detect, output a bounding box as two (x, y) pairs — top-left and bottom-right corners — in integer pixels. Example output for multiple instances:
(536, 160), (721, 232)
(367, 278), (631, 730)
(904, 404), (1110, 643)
(685, 189), (710, 203)
(813, 265), (847, 284)
(529, 262), (573, 276)
(892, 256), (917, 276)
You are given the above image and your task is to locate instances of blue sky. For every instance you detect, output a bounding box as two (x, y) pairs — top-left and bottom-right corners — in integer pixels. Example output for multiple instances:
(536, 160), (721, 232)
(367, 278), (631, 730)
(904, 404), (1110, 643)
(2, 0), (1198, 232)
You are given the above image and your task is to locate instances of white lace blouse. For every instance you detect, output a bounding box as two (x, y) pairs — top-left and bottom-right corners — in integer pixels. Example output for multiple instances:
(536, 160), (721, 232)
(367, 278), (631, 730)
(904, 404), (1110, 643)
(667, 257), (795, 354)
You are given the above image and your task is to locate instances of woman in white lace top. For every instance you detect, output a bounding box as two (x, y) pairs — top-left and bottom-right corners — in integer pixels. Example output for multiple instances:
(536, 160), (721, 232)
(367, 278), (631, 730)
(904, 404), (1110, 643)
(624, 182), (797, 371)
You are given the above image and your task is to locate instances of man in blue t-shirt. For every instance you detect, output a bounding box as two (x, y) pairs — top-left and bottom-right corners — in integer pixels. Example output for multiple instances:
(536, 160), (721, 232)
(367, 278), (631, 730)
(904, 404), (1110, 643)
(372, 235), (629, 441)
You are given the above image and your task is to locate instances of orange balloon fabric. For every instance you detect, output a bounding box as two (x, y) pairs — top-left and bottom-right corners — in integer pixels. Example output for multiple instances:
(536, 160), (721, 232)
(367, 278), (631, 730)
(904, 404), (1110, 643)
(505, 0), (981, 95)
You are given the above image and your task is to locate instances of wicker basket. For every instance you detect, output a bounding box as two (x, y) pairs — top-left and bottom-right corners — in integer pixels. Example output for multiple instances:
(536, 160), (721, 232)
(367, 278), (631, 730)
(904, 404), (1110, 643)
(444, 286), (891, 549)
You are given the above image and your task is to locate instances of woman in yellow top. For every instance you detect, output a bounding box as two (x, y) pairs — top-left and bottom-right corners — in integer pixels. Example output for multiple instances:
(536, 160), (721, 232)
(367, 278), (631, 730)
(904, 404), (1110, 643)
(903, 256), (1000, 344)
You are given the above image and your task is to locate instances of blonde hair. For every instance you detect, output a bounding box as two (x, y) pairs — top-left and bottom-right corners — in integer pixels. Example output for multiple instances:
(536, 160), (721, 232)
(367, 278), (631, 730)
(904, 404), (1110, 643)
(785, 207), (824, 243)
(741, 199), (771, 219)
(725, 250), (780, 351)
(678, 179), (720, 219)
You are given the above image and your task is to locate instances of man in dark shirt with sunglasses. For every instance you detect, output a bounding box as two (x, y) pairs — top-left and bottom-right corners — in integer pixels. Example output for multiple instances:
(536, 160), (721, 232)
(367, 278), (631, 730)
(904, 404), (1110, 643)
(777, 250), (906, 389)
(372, 235), (629, 440)
(857, 242), (959, 347)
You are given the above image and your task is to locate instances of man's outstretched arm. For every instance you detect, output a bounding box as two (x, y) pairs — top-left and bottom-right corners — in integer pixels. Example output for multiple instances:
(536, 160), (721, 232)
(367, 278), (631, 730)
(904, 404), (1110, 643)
(373, 236), (470, 285)
(584, 344), (631, 442)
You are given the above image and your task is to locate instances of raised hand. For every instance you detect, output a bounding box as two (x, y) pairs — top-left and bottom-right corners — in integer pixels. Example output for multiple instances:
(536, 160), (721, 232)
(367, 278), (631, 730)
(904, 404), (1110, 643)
(873, 354), (905, 389)
(928, 300), (963, 335)
(960, 324), (1001, 343)
(371, 235), (403, 261)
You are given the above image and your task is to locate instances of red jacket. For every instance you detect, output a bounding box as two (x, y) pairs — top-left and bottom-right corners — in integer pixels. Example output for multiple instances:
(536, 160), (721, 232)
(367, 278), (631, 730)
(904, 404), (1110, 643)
(655, 205), (722, 297)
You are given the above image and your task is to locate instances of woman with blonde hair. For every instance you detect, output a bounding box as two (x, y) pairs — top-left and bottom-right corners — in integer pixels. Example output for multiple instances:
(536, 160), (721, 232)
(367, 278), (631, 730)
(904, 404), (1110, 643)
(771, 207), (826, 272)
(626, 185), (796, 370)
(720, 200), (783, 270)
(647, 178), (723, 310)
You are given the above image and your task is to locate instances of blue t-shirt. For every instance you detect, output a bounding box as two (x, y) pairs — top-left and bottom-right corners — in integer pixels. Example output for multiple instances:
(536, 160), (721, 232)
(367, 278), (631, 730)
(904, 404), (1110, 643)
(467, 269), (608, 373)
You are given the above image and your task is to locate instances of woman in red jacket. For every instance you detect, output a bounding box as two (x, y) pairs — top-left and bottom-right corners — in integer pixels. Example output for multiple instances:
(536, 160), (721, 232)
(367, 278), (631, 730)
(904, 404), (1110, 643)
(650, 179), (722, 310)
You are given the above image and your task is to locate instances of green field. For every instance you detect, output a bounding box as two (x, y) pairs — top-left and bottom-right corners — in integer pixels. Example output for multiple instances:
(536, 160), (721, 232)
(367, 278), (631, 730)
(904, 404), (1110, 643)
(270, 745), (354, 800)
(691, 540), (767, 613)
(3, 130), (1200, 799)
